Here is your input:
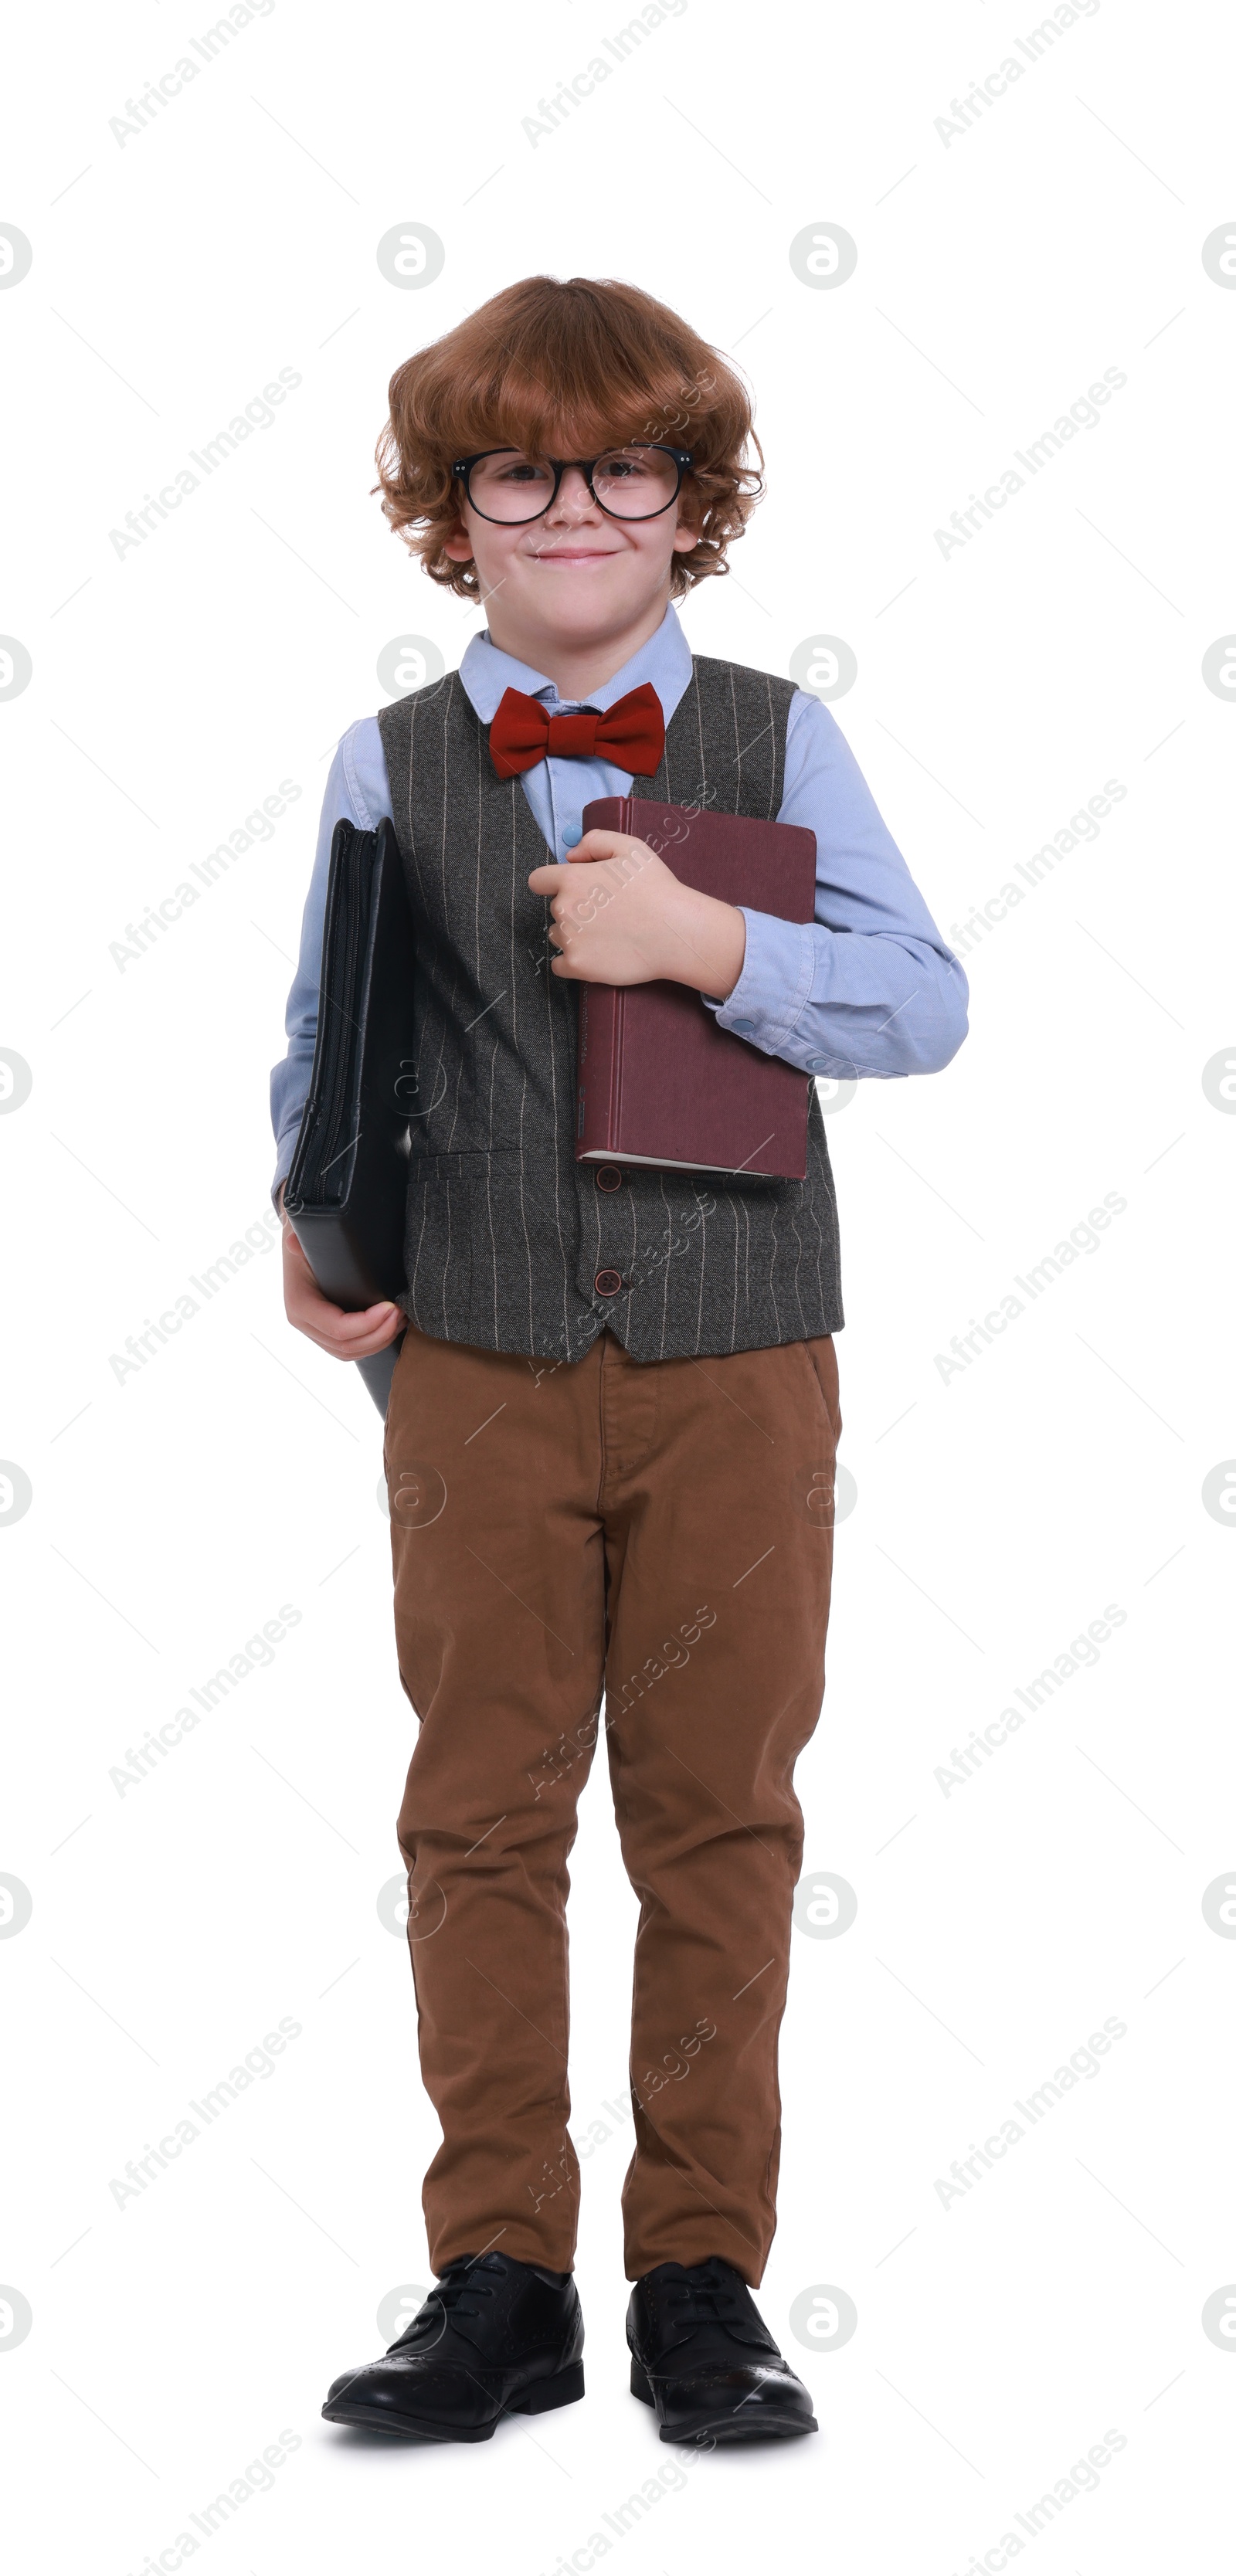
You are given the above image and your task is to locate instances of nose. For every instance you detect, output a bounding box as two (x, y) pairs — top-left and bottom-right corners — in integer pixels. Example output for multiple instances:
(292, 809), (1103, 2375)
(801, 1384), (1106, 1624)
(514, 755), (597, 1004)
(545, 464), (599, 522)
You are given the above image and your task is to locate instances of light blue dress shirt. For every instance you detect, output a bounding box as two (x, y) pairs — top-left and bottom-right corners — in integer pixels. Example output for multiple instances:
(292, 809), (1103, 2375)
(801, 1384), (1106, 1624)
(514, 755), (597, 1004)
(270, 604), (967, 1196)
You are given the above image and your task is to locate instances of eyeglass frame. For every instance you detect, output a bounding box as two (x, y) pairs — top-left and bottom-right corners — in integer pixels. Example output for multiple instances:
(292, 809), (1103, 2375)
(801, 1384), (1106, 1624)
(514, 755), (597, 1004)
(450, 443), (694, 525)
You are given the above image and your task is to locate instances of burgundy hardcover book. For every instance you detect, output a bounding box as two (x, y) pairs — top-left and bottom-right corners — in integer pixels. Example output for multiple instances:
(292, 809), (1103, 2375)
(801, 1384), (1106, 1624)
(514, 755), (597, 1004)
(574, 796), (817, 1180)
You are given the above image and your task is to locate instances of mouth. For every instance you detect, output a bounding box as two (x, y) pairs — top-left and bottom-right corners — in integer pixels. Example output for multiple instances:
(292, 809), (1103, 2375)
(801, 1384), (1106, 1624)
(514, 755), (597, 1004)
(527, 544), (622, 564)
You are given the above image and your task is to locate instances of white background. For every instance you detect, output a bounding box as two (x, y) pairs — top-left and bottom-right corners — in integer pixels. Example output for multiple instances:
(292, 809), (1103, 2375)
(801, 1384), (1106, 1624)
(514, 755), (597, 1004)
(2, 1), (1234, 2568)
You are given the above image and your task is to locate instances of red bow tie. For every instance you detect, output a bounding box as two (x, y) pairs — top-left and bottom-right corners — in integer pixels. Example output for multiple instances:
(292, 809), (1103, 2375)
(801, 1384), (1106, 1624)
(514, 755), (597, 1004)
(488, 682), (665, 781)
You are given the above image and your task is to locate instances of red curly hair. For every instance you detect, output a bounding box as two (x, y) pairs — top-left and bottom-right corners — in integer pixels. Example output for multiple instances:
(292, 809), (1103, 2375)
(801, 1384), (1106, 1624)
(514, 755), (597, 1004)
(373, 273), (763, 601)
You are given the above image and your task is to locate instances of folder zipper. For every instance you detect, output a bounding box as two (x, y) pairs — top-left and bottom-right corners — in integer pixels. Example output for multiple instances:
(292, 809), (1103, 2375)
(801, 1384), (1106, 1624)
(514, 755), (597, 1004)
(313, 837), (368, 1202)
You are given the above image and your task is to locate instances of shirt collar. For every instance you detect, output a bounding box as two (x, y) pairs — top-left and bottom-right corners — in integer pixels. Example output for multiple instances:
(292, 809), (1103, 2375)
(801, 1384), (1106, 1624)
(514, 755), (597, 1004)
(457, 602), (694, 728)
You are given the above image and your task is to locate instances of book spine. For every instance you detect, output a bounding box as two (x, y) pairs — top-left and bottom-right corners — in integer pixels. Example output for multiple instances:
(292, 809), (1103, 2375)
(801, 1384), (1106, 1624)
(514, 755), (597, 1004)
(575, 799), (628, 1156)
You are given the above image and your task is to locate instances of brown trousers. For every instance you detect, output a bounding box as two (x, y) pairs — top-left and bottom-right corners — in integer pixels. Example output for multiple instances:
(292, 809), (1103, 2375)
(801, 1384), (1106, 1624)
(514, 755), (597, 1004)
(384, 1318), (840, 2285)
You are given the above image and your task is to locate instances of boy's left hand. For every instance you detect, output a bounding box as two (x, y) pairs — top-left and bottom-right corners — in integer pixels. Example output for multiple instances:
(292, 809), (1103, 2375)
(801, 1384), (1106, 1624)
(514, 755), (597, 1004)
(528, 830), (746, 997)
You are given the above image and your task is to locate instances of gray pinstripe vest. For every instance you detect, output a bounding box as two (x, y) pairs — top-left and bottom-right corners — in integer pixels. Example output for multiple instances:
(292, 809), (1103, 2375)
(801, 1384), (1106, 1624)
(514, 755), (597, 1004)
(376, 653), (843, 1364)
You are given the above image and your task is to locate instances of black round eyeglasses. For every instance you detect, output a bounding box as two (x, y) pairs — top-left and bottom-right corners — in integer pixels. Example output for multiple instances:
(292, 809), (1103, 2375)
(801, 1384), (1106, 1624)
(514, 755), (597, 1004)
(451, 444), (693, 525)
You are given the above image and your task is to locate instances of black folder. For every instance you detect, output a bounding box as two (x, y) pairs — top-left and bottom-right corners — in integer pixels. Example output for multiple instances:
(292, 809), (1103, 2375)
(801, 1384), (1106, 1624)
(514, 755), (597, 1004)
(283, 818), (416, 1417)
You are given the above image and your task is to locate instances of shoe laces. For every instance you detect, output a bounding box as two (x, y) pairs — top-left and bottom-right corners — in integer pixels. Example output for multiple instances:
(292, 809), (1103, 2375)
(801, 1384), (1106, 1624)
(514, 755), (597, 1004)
(662, 2259), (747, 2327)
(389, 2255), (504, 2346)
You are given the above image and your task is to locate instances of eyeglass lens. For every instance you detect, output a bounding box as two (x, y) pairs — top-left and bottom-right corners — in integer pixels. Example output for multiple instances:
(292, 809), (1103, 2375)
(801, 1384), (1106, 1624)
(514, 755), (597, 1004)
(465, 448), (682, 522)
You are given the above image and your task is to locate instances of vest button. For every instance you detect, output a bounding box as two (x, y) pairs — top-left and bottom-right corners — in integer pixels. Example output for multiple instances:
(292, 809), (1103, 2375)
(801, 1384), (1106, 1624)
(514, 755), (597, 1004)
(595, 1165), (623, 1191)
(594, 1268), (623, 1297)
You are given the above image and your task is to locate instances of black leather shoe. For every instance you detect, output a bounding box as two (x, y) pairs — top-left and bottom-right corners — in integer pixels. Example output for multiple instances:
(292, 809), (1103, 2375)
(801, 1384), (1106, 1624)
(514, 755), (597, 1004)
(322, 2252), (584, 2442)
(627, 2257), (817, 2443)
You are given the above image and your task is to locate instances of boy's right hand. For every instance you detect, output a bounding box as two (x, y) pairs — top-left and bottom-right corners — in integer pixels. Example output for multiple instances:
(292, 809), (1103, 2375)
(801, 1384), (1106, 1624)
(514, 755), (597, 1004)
(277, 1186), (405, 1359)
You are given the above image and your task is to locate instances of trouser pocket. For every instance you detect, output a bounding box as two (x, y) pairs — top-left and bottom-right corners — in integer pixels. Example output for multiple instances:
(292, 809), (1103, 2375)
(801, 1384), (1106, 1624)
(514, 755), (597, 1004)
(798, 1334), (841, 1445)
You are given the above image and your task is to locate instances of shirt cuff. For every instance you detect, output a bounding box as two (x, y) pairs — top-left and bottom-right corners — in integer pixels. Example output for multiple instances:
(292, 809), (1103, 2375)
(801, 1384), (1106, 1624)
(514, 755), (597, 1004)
(705, 908), (817, 1058)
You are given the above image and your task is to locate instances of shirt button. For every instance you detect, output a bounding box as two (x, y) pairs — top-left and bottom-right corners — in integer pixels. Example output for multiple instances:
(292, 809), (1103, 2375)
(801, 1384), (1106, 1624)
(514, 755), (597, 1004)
(595, 1166), (623, 1192)
(594, 1268), (623, 1297)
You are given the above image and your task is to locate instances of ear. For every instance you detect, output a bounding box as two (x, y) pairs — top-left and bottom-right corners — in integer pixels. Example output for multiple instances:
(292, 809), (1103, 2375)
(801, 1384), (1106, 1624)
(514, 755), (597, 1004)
(441, 525), (474, 563)
(671, 480), (701, 552)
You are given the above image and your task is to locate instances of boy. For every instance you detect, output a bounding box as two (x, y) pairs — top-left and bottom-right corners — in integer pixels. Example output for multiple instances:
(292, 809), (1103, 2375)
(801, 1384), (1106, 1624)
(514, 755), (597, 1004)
(270, 274), (966, 2446)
